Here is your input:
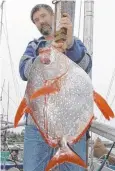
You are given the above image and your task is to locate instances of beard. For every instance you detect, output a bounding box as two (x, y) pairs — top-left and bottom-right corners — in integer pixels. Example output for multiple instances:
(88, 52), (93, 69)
(40, 23), (52, 36)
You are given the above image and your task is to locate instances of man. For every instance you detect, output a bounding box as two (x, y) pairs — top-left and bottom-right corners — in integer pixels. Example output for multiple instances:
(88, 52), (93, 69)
(19, 4), (92, 171)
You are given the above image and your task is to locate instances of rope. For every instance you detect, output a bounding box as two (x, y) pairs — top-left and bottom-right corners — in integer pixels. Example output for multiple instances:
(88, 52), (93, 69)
(97, 142), (115, 171)
(106, 68), (115, 101)
(110, 94), (115, 107)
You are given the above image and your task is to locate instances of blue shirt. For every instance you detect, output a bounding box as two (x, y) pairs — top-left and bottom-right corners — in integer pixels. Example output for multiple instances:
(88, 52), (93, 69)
(19, 36), (92, 81)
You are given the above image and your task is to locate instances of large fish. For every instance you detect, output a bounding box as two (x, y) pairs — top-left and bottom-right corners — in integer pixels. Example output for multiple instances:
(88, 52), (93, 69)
(14, 46), (114, 171)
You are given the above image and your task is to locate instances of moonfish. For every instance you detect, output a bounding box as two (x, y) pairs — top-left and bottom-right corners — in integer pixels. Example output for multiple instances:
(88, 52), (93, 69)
(14, 47), (114, 171)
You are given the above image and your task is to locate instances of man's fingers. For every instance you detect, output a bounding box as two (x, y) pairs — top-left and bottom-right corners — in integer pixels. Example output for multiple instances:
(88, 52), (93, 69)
(52, 41), (64, 48)
(60, 18), (71, 25)
(60, 17), (70, 22)
(60, 23), (72, 30)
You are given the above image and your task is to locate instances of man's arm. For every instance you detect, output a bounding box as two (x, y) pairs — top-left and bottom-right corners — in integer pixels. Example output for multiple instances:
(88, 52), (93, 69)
(19, 41), (37, 81)
(58, 13), (92, 74)
(65, 37), (92, 74)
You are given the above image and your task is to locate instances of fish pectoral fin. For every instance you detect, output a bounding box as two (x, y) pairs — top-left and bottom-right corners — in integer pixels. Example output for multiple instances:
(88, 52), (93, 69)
(14, 98), (27, 127)
(30, 86), (58, 100)
(45, 143), (87, 171)
(93, 91), (115, 120)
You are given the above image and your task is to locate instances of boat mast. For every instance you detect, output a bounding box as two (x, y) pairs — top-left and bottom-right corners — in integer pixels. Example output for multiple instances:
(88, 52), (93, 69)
(83, 0), (94, 166)
(83, 0), (94, 78)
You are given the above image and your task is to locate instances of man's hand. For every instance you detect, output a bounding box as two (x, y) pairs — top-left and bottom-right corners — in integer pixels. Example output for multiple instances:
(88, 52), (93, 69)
(60, 13), (73, 49)
(51, 13), (73, 52)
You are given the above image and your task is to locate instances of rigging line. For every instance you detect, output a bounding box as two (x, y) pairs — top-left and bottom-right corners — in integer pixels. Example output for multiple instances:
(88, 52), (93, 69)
(110, 94), (115, 107)
(78, 0), (82, 38)
(2, 25), (20, 102)
(0, 86), (17, 107)
(0, 79), (5, 101)
(1, 98), (17, 115)
(0, 1), (5, 45)
(106, 68), (115, 100)
(1, 103), (7, 117)
(98, 68), (115, 123)
(0, 80), (5, 120)
(97, 142), (115, 171)
(1, 20), (7, 39)
(6, 82), (9, 122)
(3, 5), (22, 101)
(0, 88), (18, 118)
(1, 106), (5, 115)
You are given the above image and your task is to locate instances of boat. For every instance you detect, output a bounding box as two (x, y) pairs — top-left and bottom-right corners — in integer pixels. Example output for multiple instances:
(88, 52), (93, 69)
(0, 147), (23, 171)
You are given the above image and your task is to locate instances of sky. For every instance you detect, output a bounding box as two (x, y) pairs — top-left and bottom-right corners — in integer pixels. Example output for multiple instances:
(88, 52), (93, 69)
(0, 0), (115, 133)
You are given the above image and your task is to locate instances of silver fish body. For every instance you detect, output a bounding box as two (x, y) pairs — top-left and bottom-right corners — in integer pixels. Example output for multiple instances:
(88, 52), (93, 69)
(25, 47), (94, 145)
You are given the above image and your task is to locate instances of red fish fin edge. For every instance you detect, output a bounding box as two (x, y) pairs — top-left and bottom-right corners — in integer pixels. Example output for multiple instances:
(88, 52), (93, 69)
(71, 115), (94, 144)
(93, 91), (114, 120)
(29, 112), (58, 148)
(45, 144), (87, 171)
(14, 98), (27, 128)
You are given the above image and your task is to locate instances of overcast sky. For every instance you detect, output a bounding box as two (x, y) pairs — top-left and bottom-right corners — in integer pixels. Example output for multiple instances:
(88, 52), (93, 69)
(0, 0), (115, 133)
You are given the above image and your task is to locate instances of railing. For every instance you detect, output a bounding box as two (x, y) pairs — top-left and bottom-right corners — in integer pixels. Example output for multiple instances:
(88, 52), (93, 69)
(1, 120), (115, 142)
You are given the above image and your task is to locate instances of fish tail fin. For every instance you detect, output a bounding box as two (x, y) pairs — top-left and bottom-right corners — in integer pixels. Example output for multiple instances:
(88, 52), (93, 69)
(14, 98), (27, 127)
(93, 91), (114, 120)
(45, 143), (87, 171)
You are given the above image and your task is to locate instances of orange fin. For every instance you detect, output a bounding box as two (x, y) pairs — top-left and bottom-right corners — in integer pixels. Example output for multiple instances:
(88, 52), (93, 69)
(45, 143), (87, 171)
(24, 106), (33, 114)
(93, 91), (114, 120)
(14, 98), (27, 127)
(30, 86), (58, 100)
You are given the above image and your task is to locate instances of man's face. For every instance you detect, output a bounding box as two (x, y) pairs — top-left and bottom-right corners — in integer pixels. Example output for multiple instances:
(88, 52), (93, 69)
(33, 8), (54, 36)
